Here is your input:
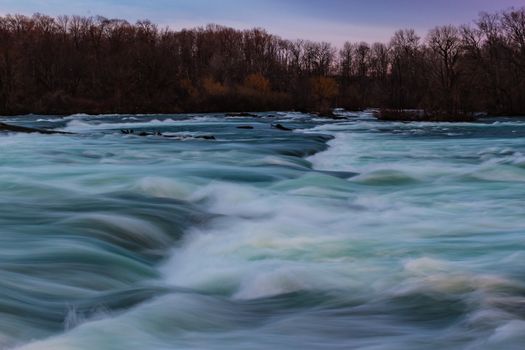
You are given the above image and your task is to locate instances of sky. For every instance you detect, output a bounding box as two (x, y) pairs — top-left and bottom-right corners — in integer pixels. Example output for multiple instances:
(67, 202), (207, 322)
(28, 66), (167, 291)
(0, 0), (523, 46)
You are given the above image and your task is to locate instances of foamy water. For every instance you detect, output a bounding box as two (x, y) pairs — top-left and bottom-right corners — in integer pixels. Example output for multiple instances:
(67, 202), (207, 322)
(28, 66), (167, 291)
(0, 113), (524, 349)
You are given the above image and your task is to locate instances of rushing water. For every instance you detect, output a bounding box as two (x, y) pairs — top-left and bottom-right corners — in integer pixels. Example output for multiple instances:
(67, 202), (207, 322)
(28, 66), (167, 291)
(0, 112), (524, 350)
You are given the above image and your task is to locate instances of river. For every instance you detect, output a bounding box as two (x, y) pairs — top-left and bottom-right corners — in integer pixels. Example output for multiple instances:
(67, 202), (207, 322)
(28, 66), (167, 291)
(1, 112), (524, 349)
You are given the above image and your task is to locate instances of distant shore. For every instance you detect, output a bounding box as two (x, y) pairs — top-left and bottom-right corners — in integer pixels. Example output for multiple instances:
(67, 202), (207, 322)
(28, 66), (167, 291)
(0, 8), (524, 119)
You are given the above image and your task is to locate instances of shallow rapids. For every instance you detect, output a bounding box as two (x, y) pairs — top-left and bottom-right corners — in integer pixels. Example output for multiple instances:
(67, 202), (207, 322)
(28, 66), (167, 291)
(0, 112), (524, 349)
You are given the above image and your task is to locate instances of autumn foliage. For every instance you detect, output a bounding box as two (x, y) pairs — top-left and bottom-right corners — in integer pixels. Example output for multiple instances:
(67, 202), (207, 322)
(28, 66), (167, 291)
(310, 76), (339, 113)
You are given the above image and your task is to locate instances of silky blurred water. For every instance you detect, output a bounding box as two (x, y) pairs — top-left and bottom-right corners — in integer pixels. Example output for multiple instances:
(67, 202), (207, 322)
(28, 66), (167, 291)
(0, 112), (524, 349)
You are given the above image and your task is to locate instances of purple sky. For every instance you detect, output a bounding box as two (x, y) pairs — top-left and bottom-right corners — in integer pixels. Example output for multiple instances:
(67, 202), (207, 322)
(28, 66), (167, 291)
(0, 0), (523, 46)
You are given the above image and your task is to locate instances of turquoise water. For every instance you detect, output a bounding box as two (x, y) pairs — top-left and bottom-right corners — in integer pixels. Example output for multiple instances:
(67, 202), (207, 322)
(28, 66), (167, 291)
(1, 112), (524, 349)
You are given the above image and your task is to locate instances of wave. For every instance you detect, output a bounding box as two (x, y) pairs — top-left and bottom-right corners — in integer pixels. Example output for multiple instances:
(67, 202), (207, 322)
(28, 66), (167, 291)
(61, 118), (178, 132)
(350, 169), (420, 185)
(59, 115), (236, 132)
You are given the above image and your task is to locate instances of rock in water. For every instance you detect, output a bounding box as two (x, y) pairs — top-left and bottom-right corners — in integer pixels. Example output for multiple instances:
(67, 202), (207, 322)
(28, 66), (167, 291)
(129, 130), (216, 140)
(195, 135), (216, 140)
(271, 123), (293, 131)
(0, 122), (72, 134)
(226, 112), (258, 117)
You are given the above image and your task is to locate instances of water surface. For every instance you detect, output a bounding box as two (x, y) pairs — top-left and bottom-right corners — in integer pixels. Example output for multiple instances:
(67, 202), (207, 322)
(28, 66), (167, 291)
(1, 112), (524, 349)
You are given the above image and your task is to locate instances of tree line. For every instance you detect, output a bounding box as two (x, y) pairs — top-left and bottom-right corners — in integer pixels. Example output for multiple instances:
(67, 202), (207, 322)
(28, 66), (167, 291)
(0, 8), (524, 117)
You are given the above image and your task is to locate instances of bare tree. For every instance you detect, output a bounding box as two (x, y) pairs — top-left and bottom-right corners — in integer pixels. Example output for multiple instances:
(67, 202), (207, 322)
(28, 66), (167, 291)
(427, 25), (462, 113)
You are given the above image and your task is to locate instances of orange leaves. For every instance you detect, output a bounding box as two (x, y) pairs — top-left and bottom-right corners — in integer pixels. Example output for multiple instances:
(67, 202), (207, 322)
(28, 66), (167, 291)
(310, 76), (338, 102)
(202, 77), (229, 96)
(243, 73), (271, 93)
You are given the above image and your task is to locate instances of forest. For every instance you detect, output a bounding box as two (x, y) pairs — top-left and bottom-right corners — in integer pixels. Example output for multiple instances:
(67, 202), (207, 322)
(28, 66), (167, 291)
(0, 7), (524, 117)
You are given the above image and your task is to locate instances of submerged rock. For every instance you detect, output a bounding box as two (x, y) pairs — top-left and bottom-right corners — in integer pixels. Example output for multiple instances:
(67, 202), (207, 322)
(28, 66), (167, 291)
(195, 135), (216, 140)
(226, 112), (258, 117)
(161, 133), (215, 140)
(137, 131), (162, 137)
(271, 123), (293, 131)
(375, 109), (478, 122)
(121, 129), (215, 140)
(316, 170), (359, 179)
(0, 122), (72, 134)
